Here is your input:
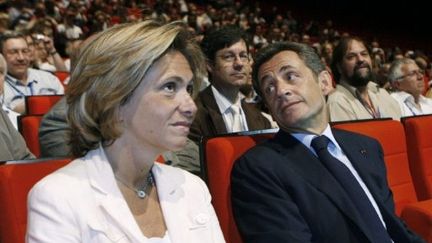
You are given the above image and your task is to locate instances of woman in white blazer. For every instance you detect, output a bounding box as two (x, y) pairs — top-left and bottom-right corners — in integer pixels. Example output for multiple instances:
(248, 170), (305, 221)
(26, 20), (225, 243)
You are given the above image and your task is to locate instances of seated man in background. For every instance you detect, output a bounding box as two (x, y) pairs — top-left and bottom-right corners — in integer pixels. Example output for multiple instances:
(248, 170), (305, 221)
(0, 31), (64, 114)
(0, 53), (34, 161)
(388, 58), (432, 116)
(231, 42), (423, 242)
(189, 26), (272, 143)
(327, 36), (401, 121)
(0, 53), (19, 129)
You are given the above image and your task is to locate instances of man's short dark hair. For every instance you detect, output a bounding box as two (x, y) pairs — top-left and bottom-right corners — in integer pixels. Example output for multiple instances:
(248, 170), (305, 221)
(0, 31), (27, 54)
(200, 25), (249, 63)
(253, 41), (325, 98)
(330, 36), (369, 83)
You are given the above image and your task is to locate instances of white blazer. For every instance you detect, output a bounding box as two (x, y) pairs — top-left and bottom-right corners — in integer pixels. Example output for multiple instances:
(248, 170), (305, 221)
(26, 146), (225, 243)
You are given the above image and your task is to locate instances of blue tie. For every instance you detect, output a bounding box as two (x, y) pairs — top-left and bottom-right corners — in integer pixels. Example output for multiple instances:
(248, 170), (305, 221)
(311, 135), (392, 243)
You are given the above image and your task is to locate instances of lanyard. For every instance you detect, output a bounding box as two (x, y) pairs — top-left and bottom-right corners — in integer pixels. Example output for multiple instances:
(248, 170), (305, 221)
(404, 99), (422, 116)
(5, 76), (36, 97)
(355, 90), (381, 118)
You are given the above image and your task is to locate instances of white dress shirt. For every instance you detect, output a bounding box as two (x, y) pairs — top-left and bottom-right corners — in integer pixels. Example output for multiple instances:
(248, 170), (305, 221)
(391, 91), (432, 116)
(211, 86), (248, 132)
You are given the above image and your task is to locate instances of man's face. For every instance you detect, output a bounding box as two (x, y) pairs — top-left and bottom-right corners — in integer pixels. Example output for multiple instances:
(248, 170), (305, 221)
(209, 40), (250, 91)
(2, 38), (30, 79)
(339, 40), (373, 87)
(258, 50), (329, 133)
(394, 63), (425, 98)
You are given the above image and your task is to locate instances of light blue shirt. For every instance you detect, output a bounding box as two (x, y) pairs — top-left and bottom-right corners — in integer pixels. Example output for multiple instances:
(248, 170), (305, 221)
(292, 125), (387, 228)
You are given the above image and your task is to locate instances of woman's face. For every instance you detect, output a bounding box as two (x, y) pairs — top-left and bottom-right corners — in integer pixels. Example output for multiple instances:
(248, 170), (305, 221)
(119, 51), (196, 153)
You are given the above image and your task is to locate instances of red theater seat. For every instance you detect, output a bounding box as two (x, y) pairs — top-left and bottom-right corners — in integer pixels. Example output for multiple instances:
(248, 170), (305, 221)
(18, 115), (43, 158)
(25, 95), (63, 115)
(332, 119), (432, 242)
(201, 131), (275, 243)
(402, 115), (432, 201)
(0, 158), (72, 243)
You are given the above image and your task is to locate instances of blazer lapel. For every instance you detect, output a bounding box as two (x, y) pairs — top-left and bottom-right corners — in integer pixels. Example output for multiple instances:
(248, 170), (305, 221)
(199, 87), (227, 134)
(85, 146), (145, 242)
(153, 163), (193, 243)
(241, 101), (266, 130)
(273, 131), (376, 242)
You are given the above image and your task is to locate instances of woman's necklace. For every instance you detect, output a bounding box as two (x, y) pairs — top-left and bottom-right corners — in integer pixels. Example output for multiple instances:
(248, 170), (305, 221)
(116, 171), (154, 199)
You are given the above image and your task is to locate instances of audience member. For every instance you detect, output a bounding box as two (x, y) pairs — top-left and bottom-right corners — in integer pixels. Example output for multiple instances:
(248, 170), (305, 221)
(32, 33), (67, 72)
(0, 53), (19, 129)
(327, 36), (401, 121)
(231, 41), (424, 243)
(27, 20), (225, 242)
(0, 31), (64, 114)
(388, 58), (432, 116)
(0, 53), (34, 160)
(189, 25), (272, 143)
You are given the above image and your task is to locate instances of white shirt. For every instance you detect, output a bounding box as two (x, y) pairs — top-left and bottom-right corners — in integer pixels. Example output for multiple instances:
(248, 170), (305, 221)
(3, 68), (64, 110)
(211, 86), (249, 132)
(292, 125), (387, 229)
(391, 91), (432, 116)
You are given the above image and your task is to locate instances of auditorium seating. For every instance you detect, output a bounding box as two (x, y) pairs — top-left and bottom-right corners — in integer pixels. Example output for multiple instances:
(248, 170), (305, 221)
(18, 115), (44, 158)
(54, 71), (70, 85)
(0, 158), (72, 243)
(25, 95), (63, 115)
(402, 115), (432, 201)
(333, 118), (432, 242)
(201, 131), (275, 243)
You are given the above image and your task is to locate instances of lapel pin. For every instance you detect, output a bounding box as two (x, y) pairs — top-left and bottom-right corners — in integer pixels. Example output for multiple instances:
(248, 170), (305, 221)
(360, 149), (367, 155)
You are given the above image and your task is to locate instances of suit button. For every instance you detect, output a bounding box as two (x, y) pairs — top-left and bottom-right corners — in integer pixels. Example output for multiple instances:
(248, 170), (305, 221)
(194, 213), (209, 225)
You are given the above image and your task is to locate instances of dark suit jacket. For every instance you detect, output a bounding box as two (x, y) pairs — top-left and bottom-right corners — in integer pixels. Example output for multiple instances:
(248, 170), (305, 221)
(189, 86), (272, 143)
(231, 128), (424, 243)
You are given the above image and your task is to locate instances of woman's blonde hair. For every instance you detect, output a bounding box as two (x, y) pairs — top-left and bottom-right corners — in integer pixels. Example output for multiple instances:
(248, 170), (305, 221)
(66, 20), (205, 157)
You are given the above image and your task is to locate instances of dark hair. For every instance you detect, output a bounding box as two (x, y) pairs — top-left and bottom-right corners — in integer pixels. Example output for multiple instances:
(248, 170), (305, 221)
(252, 41), (325, 97)
(200, 25), (249, 63)
(0, 31), (27, 53)
(330, 36), (368, 83)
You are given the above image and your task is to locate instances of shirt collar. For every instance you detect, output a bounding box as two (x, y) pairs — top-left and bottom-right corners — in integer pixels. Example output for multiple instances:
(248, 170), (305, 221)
(339, 80), (379, 95)
(291, 124), (341, 154)
(6, 72), (37, 86)
(211, 85), (241, 114)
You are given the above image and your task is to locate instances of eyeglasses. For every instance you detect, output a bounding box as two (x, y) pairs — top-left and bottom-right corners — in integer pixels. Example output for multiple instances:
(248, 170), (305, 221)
(397, 69), (424, 80)
(217, 52), (250, 63)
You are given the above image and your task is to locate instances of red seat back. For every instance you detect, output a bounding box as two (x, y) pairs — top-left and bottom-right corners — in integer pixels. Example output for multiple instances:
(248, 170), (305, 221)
(0, 158), (72, 243)
(332, 119), (418, 215)
(18, 115), (43, 158)
(25, 95), (63, 115)
(54, 71), (70, 84)
(202, 132), (275, 243)
(402, 115), (432, 201)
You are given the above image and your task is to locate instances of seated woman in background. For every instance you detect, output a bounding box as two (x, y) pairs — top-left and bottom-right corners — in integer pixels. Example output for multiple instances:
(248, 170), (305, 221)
(26, 20), (225, 243)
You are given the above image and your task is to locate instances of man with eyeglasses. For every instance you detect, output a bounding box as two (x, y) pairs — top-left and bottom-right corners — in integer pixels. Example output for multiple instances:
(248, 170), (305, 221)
(327, 36), (401, 122)
(0, 32), (64, 114)
(189, 26), (272, 143)
(388, 58), (432, 116)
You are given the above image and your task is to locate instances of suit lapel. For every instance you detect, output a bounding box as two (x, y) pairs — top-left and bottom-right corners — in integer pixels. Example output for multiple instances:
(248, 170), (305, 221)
(241, 101), (265, 130)
(85, 147), (146, 242)
(199, 87), (227, 134)
(154, 163), (212, 243)
(273, 131), (376, 242)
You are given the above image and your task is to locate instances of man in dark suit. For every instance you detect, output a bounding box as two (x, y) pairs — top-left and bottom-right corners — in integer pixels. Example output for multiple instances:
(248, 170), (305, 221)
(231, 42), (424, 242)
(189, 26), (271, 144)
